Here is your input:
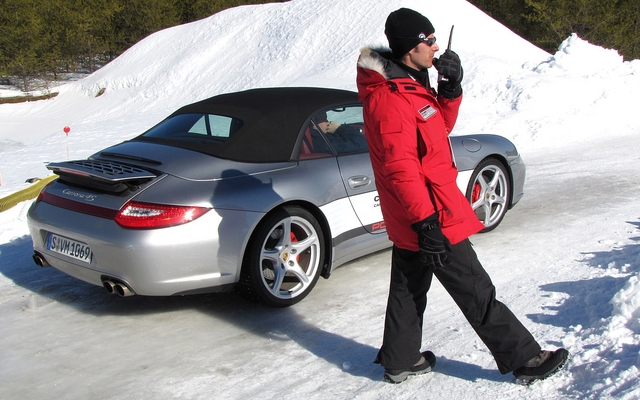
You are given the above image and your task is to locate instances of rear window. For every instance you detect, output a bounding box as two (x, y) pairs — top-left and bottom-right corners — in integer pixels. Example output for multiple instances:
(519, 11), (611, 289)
(142, 114), (244, 143)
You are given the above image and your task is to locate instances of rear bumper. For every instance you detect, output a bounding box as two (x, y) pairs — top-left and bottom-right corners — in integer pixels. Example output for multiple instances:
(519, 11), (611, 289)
(27, 201), (262, 296)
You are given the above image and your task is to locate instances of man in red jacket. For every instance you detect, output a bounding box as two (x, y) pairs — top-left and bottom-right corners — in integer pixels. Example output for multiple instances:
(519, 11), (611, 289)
(356, 7), (569, 384)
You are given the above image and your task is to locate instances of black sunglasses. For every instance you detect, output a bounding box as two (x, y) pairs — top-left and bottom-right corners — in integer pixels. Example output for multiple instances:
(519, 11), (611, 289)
(398, 35), (437, 47)
(421, 36), (437, 46)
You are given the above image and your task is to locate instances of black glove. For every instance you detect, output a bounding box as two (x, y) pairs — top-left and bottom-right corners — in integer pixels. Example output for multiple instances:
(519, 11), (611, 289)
(412, 215), (453, 269)
(433, 50), (463, 99)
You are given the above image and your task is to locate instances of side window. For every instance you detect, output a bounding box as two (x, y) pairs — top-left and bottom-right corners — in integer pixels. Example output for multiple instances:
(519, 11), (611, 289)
(311, 105), (368, 156)
(142, 113), (244, 149)
(188, 116), (208, 135)
(188, 115), (240, 138)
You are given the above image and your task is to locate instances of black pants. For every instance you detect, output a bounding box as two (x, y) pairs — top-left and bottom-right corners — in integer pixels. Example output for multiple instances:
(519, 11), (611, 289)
(378, 239), (541, 374)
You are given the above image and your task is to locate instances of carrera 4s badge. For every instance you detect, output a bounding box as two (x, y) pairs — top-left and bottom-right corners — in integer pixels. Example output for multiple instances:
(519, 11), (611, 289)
(62, 189), (97, 202)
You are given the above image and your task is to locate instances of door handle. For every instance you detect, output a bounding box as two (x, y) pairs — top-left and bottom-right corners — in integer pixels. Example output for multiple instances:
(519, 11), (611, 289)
(348, 176), (370, 189)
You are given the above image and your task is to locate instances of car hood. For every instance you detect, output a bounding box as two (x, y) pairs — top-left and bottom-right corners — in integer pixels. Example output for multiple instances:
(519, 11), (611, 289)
(93, 140), (296, 181)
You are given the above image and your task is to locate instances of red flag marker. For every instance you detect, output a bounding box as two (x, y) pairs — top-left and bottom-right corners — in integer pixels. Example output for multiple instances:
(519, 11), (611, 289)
(63, 126), (71, 160)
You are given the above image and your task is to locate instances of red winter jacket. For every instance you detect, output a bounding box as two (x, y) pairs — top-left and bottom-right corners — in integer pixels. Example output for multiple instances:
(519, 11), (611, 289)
(356, 48), (483, 250)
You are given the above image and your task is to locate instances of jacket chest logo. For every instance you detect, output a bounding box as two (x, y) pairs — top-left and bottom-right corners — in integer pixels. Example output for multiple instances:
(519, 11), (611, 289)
(418, 105), (437, 121)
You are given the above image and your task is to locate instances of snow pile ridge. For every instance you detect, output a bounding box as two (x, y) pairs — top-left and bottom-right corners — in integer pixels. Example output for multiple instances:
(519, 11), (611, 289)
(535, 33), (624, 76)
(611, 272), (640, 333)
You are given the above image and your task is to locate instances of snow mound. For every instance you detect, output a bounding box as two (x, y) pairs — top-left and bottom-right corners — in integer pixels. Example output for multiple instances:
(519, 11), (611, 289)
(611, 272), (640, 333)
(535, 33), (625, 76)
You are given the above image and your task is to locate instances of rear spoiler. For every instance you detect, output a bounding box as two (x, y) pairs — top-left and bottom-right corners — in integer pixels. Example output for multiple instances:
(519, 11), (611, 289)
(47, 160), (158, 194)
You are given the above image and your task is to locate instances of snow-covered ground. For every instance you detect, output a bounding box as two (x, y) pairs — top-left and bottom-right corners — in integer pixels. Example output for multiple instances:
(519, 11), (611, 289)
(0, 0), (639, 398)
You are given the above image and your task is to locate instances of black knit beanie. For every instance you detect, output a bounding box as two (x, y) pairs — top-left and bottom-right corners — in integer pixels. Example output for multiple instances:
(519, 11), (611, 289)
(385, 8), (435, 59)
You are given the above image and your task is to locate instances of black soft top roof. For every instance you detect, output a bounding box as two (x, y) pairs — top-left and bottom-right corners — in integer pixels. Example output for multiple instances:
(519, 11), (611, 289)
(133, 87), (359, 163)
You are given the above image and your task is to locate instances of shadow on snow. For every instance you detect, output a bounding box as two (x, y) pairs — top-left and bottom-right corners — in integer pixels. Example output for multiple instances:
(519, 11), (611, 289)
(526, 220), (640, 398)
(0, 234), (512, 384)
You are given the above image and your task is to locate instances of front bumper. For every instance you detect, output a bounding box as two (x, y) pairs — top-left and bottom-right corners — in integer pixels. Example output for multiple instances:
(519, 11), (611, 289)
(509, 154), (526, 207)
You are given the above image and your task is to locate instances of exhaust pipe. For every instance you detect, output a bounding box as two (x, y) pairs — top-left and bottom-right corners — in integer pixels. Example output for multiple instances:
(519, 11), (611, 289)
(102, 279), (134, 297)
(114, 283), (134, 297)
(33, 252), (50, 268)
(103, 280), (117, 294)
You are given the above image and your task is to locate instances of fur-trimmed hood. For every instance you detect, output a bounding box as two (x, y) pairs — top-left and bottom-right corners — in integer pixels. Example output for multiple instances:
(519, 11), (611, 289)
(356, 47), (427, 101)
(357, 47), (398, 80)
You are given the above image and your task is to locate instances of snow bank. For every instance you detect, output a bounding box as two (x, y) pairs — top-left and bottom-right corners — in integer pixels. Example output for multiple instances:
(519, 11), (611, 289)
(536, 34), (625, 76)
(612, 273), (640, 333)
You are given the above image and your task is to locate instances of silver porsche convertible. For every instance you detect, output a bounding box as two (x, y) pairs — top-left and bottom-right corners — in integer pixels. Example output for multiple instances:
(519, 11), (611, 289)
(27, 87), (525, 307)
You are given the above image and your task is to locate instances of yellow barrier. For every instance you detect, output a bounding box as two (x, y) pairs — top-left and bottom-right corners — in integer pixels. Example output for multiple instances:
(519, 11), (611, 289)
(0, 175), (59, 213)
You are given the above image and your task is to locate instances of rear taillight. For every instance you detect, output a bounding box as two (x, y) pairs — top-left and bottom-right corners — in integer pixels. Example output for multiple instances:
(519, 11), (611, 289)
(115, 201), (210, 229)
(35, 190), (46, 203)
(35, 180), (57, 203)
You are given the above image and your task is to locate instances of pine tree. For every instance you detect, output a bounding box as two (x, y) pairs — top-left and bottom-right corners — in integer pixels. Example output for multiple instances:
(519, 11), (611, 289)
(0, 0), (52, 90)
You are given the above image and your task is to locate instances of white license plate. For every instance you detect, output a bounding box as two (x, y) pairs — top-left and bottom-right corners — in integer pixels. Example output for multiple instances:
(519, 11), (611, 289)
(47, 233), (92, 263)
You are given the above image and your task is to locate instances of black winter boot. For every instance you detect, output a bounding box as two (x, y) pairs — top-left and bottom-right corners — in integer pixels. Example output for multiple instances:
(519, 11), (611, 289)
(513, 348), (569, 385)
(383, 351), (436, 384)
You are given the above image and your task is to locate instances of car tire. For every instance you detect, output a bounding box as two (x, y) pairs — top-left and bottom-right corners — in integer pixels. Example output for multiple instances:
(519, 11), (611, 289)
(466, 158), (510, 233)
(238, 205), (324, 307)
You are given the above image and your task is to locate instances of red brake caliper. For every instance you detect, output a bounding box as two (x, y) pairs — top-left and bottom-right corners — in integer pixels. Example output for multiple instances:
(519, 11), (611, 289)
(472, 183), (481, 203)
(290, 232), (300, 261)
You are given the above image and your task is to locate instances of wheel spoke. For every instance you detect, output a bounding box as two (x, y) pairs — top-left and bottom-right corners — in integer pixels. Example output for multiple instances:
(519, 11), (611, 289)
(478, 173), (490, 190)
(261, 248), (280, 265)
(471, 185), (487, 210)
(268, 265), (286, 295)
(280, 218), (293, 246)
(480, 202), (492, 225)
(290, 234), (318, 255)
(488, 169), (502, 191)
(471, 195), (484, 210)
(492, 193), (506, 206)
(285, 263), (310, 284)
